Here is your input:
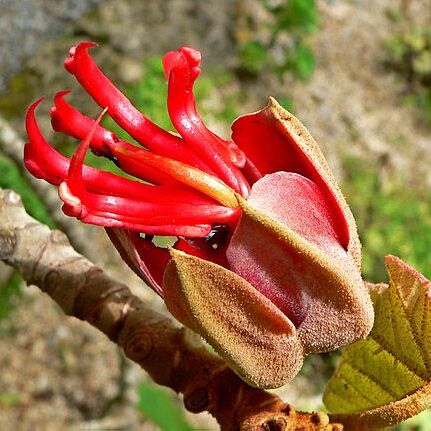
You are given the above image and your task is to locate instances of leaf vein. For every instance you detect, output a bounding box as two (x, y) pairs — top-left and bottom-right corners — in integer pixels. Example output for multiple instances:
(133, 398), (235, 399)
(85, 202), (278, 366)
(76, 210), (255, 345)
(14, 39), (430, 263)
(346, 361), (400, 400)
(335, 373), (382, 409)
(369, 334), (426, 380)
(394, 279), (428, 375)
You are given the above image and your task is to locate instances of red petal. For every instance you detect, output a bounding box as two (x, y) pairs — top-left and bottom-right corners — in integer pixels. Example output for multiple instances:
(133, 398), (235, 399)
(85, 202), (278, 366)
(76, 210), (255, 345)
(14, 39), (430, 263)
(60, 183), (238, 226)
(231, 102), (350, 249)
(110, 144), (239, 208)
(232, 109), (293, 177)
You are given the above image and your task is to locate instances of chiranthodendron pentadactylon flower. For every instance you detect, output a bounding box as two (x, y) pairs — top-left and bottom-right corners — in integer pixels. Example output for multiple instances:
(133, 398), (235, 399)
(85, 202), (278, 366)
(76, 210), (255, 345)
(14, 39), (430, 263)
(25, 43), (373, 388)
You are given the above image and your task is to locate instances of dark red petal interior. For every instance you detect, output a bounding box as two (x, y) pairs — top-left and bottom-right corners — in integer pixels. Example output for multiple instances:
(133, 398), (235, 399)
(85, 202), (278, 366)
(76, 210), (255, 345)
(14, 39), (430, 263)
(106, 228), (171, 295)
(227, 172), (353, 327)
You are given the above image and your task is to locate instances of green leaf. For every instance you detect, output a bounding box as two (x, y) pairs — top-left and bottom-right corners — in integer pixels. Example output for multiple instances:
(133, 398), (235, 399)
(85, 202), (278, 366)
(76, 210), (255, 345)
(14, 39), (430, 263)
(137, 383), (193, 431)
(287, 43), (315, 80)
(0, 272), (22, 320)
(274, 0), (318, 34)
(238, 40), (268, 75)
(323, 256), (431, 429)
(0, 392), (21, 407)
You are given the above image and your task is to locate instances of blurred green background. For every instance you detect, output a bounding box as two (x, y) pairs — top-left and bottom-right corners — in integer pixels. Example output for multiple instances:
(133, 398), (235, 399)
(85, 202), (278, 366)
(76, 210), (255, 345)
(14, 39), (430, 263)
(1, 0), (431, 429)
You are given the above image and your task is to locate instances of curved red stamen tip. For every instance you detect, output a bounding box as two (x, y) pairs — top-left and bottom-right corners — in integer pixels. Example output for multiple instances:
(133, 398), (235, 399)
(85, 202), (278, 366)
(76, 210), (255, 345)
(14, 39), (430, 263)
(60, 107), (106, 218)
(49, 89), (72, 117)
(25, 96), (70, 184)
(28, 96), (45, 113)
(51, 89), (112, 145)
(58, 182), (83, 217)
(26, 98), (45, 142)
(64, 42), (98, 73)
(163, 46), (201, 87)
(67, 107), (108, 188)
(163, 51), (181, 81)
(180, 46), (201, 64)
(50, 89), (98, 138)
(25, 98), (44, 177)
(54, 89), (73, 101)
(180, 46), (202, 85)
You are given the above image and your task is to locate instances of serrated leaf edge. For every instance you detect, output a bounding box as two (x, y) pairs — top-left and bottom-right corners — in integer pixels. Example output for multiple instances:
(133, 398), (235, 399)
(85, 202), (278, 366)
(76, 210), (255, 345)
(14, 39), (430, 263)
(326, 256), (431, 429)
(330, 377), (431, 430)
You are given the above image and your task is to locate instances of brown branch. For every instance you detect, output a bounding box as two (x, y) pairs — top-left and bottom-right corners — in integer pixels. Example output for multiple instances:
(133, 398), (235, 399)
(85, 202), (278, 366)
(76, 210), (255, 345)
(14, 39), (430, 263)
(0, 187), (342, 430)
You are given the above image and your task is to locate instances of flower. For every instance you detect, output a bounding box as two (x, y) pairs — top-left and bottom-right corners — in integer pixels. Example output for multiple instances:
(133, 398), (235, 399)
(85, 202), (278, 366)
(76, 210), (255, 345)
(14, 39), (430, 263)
(25, 42), (374, 389)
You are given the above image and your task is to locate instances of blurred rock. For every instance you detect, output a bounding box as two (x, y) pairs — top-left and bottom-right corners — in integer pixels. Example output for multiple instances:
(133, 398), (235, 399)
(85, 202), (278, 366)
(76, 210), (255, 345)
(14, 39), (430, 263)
(0, 0), (101, 92)
(0, 0), (237, 96)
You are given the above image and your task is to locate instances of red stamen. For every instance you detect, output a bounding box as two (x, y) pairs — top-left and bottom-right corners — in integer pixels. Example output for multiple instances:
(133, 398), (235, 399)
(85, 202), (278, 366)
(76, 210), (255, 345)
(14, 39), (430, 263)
(50, 91), (183, 186)
(163, 47), (250, 197)
(112, 144), (238, 208)
(66, 107), (108, 193)
(61, 184), (238, 226)
(26, 99), (219, 202)
(55, 107), (238, 235)
(63, 42), (211, 173)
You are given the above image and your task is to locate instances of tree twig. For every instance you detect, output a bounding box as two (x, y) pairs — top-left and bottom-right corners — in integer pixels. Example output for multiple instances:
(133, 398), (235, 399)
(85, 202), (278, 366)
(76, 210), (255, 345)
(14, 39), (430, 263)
(0, 187), (342, 430)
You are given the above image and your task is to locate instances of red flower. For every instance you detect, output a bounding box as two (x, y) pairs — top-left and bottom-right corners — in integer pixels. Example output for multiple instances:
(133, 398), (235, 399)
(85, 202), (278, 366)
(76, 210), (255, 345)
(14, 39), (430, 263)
(25, 43), (373, 388)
